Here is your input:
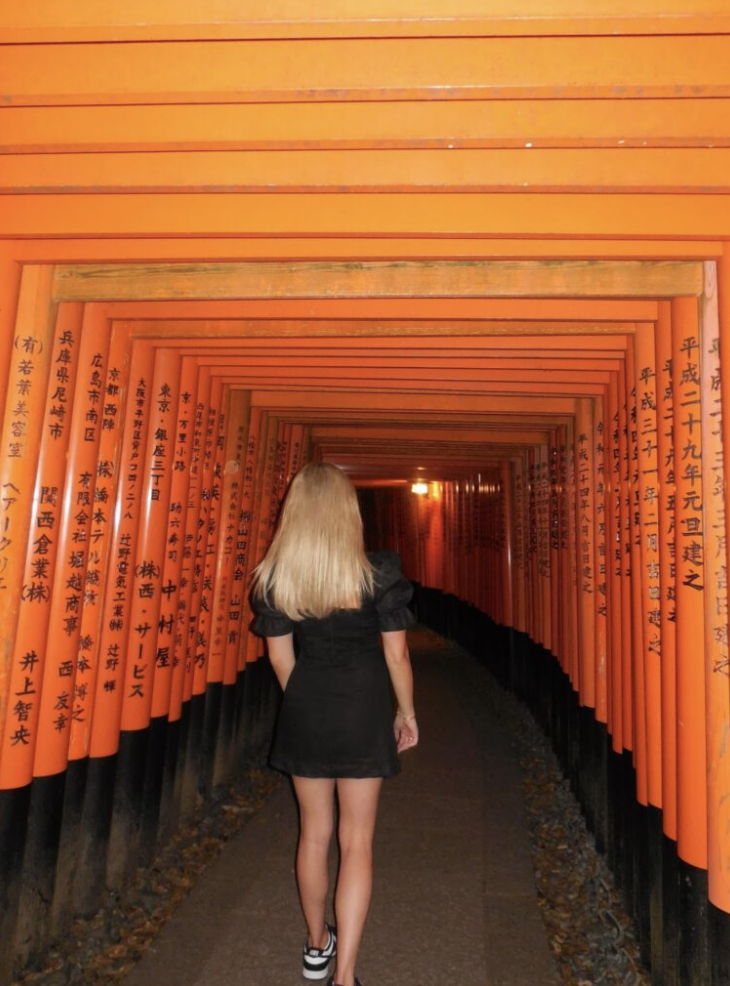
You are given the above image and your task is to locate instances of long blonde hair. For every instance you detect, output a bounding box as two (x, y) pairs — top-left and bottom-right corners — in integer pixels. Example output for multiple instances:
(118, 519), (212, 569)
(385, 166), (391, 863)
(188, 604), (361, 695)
(252, 462), (374, 620)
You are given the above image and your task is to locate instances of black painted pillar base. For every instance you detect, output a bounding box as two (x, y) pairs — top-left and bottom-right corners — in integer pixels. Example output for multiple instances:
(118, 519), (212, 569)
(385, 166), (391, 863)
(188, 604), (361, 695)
(646, 805), (664, 980)
(710, 901), (730, 986)
(13, 772), (67, 971)
(73, 754), (117, 916)
(156, 716), (182, 843)
(106, 728), (150, 895)
(605, 743), (620, 882)
(660, 834), (681, 986)
(138, 715), (170, 867)
(213, 681), (238, 787)
(632, 800), (652, 969)
(179, 693), (206, 820)
(170, 701), (191, 831)
(678, 857), (709, 986)
(592, 721), (608, 855)
(50, 758), (88, 939)
(0, 785), (31, 986)
(199, 682), (223, 801)
(619, 749), (636, 913)
(232, 667), (250, 774)
(577, 705), (597, 834)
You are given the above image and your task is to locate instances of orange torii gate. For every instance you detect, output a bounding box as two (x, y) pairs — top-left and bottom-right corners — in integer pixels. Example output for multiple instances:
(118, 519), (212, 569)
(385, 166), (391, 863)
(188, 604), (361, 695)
(0, 5), (730, 985)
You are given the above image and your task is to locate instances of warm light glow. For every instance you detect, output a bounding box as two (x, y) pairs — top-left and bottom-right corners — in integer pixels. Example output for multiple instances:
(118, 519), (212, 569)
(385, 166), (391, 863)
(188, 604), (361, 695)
(411, 482), (428, 496)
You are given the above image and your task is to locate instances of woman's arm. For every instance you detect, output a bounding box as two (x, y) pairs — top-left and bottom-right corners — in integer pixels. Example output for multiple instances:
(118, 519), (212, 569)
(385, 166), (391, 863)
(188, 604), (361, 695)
(265, 633), (296, 690)
(381, 629), (419, 752)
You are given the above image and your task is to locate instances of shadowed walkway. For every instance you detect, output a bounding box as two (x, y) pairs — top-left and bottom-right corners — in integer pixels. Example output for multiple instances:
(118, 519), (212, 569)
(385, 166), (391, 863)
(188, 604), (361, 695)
(121, 628), (560, 986)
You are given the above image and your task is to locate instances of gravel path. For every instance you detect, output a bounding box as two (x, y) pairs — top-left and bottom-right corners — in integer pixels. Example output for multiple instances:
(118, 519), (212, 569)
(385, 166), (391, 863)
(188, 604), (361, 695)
(448, 631), (650, 986)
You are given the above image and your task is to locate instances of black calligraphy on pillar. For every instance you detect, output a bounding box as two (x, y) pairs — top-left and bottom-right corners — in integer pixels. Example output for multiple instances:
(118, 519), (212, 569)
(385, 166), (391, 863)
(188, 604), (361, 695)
(677, 336), (704, 593)
(577, 432), (593, 594)
(706, 335), (727, 674)
(638, 362), (661, 657)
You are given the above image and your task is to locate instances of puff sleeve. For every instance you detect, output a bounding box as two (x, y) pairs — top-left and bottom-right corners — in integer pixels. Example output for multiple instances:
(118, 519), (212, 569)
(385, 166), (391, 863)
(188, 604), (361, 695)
(250, 594), (294, 638)
(373, 551), (416, 632)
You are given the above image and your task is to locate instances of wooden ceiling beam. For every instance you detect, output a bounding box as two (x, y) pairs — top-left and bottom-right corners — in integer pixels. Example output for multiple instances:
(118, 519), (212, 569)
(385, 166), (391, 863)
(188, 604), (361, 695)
(4, 100), (729, 153)
(3, 1), (729, 43)
(7, 149), (730, 196)
(250, 390), (578, 413)
(3, 36), (730, 106)
(2, 238), (718, 264)
(6, 192), (730, 237)
(53, 259), (701, 302)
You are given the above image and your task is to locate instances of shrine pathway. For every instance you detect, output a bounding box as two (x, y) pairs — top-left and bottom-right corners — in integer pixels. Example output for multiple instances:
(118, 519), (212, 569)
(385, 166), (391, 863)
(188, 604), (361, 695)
(121, 628), (560, 986)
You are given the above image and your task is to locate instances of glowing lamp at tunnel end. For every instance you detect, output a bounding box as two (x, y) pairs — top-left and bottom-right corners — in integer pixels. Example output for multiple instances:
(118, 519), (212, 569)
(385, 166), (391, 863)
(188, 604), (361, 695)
(411, 482), (429, 496)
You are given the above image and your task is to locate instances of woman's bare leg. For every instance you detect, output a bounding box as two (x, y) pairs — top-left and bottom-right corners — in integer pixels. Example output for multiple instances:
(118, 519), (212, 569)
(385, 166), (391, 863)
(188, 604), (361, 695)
(292, 776), (336, 949)
(332, 777), (383, 986)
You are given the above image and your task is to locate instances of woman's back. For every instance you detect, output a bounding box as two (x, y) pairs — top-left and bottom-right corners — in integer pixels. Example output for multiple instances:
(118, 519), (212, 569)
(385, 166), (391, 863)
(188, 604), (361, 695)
(252, 550), (414, 778)
(254, 550), (414, 666)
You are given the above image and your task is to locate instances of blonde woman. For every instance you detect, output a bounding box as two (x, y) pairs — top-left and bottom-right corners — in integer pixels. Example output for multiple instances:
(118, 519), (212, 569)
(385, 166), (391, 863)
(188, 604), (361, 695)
(251, 462), (418, 986)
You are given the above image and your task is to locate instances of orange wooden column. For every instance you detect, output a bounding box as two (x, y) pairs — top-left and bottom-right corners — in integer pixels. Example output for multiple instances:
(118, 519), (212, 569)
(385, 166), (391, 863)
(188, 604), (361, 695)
(463, 479), (474, 607)
(603, 429), (617, 748)
(605, 371), (623, 752)
(527, 450), (540, 650)
(0, 251), (23, 423)
(189, 376), (223, 698)
(68, 318), (130, 762)
(565, 420), (580, 692)
(0, 303), (82, 788)
(548, 431), (562, 664)
(576, 399), (596, 710)
(428, 481), (446, 595)
(500, 461), (515, 629)
(0, 265), (56, 753)
(191, 380), (229, 698)
(287, 423), (305, 483)
(557, 429), (574, 679)
(437, 479), (448, 597)
(153, 356), (199, 725)
(700, 264), (730, 912)
(229, 404), (263, 677)
(245, 410), (278, 664)
(120, 346), (181, 734)
(206, 383), (237, 684)
(537, 443), (552, 651)
(617, 364), (634, 756)
(634, 323), (662, 810)
(177, 367), (211, 707)
(672, 295), (708, 872)
(210, 390), (250, 691)
(453, 480), (464, 604)
(719, 249), (730, 908)
(88, 340), (155, 759)
(512, 456), (527, 636)
(271, 420), (290, 528)
(626, 338), (648, 806)
(593, 398), (609, 725)
(721, 248), (730, 576)
(33, 304), (112, 778)
(655, 302), (677, 841)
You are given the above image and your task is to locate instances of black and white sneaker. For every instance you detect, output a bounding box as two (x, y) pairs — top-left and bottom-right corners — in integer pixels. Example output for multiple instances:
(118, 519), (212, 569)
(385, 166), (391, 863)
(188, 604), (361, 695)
(303, 923), (336, 980)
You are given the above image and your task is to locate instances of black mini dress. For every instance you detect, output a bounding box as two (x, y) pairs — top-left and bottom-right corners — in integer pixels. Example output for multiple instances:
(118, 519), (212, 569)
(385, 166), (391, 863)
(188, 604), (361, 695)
(251, 550), (416, 778)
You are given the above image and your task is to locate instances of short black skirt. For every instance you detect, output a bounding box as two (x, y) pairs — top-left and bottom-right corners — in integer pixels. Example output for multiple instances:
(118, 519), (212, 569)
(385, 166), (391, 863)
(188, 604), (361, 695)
(270, 652), (400, 778)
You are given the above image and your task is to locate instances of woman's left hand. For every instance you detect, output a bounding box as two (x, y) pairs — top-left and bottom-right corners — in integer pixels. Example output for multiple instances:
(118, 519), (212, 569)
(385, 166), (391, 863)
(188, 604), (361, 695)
(394, 714), (419, 753)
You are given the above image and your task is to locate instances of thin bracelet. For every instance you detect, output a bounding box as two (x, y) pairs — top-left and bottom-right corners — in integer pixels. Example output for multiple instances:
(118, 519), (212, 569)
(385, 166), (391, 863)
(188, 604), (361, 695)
(396, 709), (416, 722)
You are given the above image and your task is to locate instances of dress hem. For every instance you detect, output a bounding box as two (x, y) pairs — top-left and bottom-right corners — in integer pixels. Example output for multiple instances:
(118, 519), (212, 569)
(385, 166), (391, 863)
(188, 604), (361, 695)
(269, 755), (401, 779)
